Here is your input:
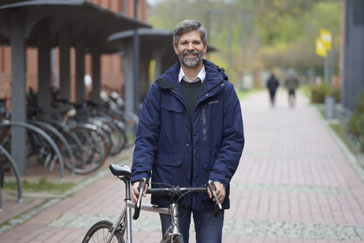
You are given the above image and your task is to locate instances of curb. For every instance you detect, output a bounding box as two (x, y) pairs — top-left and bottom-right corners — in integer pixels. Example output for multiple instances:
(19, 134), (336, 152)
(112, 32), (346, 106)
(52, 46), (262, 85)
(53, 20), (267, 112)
(312, 105), (364, 183)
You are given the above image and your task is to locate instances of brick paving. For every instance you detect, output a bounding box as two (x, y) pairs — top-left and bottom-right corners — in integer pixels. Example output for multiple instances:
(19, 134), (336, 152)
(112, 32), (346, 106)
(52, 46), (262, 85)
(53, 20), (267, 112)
(1, 89), (364, 242)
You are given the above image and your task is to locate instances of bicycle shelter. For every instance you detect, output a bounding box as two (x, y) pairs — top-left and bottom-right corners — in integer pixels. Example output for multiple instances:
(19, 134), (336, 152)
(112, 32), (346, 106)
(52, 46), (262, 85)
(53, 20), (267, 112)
(0, 0), (149, 176)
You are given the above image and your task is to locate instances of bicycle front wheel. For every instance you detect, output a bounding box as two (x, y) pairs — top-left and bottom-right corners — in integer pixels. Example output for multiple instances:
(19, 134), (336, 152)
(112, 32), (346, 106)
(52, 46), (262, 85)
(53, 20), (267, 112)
(82, 220), (124, 243)
(172, 234), (184, 243)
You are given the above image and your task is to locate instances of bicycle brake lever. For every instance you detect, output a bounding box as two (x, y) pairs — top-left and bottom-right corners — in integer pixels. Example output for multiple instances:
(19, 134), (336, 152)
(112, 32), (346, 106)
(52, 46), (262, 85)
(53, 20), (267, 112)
(207, 180), (222, 210)
(133, 178), (147, 220)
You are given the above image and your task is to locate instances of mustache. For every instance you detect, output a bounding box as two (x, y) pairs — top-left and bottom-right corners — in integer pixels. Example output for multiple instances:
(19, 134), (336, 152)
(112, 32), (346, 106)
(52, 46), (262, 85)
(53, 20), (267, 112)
(182, 50), (199, 56)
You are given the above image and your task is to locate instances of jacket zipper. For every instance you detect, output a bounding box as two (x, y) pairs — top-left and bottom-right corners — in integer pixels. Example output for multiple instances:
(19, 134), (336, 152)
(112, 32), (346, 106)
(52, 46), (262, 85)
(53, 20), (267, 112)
(170, 89), (184, 104)
(199, 81), (224, 142)
(202, 108), (206, 141)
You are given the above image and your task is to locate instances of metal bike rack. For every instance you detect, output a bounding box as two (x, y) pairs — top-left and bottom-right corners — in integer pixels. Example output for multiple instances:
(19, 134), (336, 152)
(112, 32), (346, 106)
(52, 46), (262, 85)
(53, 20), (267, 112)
(0, 144), (23, 212)
(29, 120), (76, 175)
(0, 120), (65, 180)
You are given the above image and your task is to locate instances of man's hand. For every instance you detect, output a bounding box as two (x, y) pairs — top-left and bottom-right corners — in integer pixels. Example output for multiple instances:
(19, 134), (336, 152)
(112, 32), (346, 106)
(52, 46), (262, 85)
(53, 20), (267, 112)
(208, 181), (226, 204)
(131, 181), (148, 204)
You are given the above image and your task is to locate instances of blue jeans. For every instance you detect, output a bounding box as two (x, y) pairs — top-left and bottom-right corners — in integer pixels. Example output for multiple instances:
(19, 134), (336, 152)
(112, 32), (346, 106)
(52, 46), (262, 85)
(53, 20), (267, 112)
(160, 206), (224, 243)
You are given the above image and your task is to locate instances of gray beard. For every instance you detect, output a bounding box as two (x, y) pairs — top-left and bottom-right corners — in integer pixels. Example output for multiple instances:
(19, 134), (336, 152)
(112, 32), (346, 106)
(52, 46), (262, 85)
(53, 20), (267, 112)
(178, 51), (203, 68)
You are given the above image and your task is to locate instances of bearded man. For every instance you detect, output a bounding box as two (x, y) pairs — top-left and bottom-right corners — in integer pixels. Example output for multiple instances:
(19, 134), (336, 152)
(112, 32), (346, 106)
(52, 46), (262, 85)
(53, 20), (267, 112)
(130, 19), (245, 243)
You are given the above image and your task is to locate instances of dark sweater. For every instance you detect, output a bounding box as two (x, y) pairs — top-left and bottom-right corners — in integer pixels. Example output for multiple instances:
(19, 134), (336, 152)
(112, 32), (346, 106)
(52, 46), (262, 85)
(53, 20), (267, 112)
(179, 79), (206, 122)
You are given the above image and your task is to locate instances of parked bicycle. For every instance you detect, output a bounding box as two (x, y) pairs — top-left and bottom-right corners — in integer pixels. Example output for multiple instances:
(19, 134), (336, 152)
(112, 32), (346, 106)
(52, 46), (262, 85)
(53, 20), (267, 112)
(82, 164), (222, 243)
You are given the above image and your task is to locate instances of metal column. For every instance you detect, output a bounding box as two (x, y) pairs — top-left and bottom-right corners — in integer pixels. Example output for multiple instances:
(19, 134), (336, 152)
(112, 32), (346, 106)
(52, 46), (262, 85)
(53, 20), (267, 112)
(92, 48), (101, 103)
(10, 10), (27, 175)
(75, 37), (86, 103)
(37, 20), (52, 111)
(124, 39), (135, 112)
(59, 25), (71, 101)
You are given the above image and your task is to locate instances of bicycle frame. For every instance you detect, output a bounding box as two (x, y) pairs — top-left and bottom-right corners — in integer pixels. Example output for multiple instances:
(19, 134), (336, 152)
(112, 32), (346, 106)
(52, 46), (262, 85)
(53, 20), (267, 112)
(87, 164), (222, 243)
(106, 178), (178, 243)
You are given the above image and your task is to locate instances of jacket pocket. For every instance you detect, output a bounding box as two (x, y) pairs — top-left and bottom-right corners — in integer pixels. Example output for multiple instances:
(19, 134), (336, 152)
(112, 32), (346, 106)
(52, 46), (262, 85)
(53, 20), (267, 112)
(159, 96), (186, 145)
(161, 99), (184, 113)
(153, 153), (184, 187)
(155, 153), (183, 167)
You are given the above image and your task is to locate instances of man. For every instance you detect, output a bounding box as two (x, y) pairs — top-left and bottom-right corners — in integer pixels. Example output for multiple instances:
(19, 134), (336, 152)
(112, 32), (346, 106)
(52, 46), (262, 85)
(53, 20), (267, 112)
(266, 72), (279, 107)
(284, 68), (299, 108)
(131, 19), (244, 243)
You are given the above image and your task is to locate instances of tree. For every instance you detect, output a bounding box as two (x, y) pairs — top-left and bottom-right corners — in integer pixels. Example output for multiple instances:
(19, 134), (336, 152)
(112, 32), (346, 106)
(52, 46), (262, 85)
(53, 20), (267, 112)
(147, 0), (342, 85)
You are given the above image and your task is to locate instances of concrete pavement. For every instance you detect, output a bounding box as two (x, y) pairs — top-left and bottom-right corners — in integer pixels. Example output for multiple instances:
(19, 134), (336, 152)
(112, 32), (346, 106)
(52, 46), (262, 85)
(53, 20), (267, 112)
(1, 89), (364, 242)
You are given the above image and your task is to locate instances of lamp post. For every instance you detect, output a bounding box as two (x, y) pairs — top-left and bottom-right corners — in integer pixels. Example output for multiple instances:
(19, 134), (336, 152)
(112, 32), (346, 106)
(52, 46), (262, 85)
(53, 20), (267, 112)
(227, 0), (233, 78)
(237, 13), (252, 90)
(205, 9), (221, 58)
(133, 0), (140, 113)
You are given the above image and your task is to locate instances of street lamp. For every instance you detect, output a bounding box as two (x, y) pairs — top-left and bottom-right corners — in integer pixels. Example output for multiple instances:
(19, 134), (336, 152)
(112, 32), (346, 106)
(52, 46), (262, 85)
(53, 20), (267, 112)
(227, 0), (233, 78)
(237, 13), (252, 90)
(205, 9), (221, 58)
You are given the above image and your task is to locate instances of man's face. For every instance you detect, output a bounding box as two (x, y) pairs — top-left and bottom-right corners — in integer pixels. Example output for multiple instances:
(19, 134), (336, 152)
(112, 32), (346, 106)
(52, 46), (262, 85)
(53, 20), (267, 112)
(173, 30), (207, 68)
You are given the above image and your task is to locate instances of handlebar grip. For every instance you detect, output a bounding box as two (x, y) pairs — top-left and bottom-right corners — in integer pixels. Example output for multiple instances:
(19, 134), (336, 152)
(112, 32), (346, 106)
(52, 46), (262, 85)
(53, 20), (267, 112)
(207, 180), (223, 213)
(133, 178), (147, 220)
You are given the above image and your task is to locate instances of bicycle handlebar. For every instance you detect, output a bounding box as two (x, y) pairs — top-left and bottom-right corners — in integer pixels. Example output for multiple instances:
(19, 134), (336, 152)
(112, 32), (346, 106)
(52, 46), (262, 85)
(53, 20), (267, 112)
(133, 178), (223, 220)
(207, 180), (223, 210)
(133, 178), (147, 220)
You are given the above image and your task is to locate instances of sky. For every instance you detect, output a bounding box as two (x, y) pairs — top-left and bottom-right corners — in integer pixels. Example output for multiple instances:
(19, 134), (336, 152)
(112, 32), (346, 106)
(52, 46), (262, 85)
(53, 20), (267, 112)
(146, 0), (163, 6)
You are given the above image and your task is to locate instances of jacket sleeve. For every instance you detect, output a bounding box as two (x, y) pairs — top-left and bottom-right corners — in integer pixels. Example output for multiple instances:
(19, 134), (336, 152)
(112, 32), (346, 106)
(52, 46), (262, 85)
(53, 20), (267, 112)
(209, 83), (245, 187)
(131, 83), (161, 184)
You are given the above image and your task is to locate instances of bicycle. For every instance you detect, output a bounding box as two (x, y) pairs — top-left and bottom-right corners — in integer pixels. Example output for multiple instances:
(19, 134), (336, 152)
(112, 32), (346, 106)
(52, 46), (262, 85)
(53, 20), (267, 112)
(82, 164), (222, 243)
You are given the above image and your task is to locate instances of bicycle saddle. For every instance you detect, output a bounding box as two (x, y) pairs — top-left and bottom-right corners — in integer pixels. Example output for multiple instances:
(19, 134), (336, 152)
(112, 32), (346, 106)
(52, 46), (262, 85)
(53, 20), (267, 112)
(109, 164), (131, 177)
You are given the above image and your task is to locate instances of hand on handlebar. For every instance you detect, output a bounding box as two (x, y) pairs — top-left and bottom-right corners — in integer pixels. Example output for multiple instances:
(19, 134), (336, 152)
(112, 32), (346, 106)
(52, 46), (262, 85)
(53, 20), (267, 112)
(208, 181), (225, 204)
(131, 180), (148, 205)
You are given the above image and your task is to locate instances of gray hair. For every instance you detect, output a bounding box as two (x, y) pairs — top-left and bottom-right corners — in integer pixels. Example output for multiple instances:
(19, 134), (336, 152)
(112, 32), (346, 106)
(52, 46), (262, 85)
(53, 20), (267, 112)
(173, 19), (207, 46)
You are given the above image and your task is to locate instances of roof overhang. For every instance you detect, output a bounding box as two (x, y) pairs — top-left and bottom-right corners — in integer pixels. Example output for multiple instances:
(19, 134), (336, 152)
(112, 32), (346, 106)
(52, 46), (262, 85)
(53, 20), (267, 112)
(106, 28), (216, 54)
(0, 0), (151, 51)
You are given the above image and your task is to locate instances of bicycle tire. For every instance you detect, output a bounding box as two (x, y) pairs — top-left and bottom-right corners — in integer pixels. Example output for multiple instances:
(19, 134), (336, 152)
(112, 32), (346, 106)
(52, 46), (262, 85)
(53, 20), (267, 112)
(98, 118), (125, 156)
(82, 220), (124, 243)
(110, 119), (128, 155)
(66, 124), (109, 174)
(120, 111), (138, 147)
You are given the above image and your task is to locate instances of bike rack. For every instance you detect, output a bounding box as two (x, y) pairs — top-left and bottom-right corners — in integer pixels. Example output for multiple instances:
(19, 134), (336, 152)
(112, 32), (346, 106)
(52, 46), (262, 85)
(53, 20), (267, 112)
(0, 144), (23, 212)
(0, 120), (65, 180)
(29, 120), (76, 175)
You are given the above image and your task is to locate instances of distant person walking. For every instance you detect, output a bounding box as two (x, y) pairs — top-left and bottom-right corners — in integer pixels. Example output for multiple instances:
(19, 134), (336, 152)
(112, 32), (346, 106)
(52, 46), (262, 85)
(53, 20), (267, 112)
(266, 73), (279, 107)
(284, 69), (299, 108)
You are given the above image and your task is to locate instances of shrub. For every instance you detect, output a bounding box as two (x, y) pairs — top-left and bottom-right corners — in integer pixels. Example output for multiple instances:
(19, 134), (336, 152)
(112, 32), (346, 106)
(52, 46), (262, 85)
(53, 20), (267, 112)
(328, 85), (341, 102)
(347, 91), (364, 152)
(309, 84), (341, 104)
(310, 84), (328, 103)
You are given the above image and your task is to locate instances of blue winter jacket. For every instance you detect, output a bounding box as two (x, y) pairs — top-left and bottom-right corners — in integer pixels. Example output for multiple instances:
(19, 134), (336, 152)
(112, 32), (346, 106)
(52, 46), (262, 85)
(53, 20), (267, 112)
(131, 59), (244, 212)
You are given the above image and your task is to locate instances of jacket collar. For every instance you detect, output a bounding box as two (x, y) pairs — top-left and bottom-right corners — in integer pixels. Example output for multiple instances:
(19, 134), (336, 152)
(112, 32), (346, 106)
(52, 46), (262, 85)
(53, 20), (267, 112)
(156, 59), (228, 93)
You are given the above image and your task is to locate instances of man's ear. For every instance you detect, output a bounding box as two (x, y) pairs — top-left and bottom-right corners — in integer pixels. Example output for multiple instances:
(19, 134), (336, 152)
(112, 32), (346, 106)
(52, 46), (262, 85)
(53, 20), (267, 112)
(203, 43), (208, 54)
(173, 43), (178, 55)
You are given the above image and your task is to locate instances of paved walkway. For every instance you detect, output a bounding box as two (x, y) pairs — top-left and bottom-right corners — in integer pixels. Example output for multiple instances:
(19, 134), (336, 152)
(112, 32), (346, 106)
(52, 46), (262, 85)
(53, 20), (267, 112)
(1, 89), (364, 242)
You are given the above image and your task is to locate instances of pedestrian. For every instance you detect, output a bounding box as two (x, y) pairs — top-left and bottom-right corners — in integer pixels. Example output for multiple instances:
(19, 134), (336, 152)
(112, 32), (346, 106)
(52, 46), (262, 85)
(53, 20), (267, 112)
(130, 19), (245, 243)
(266, 72), (279, 107)
(284, 68), (299, 108)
